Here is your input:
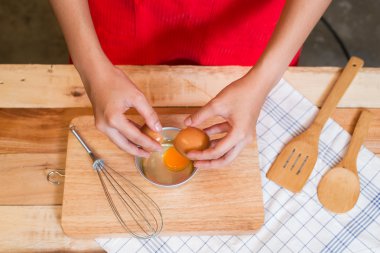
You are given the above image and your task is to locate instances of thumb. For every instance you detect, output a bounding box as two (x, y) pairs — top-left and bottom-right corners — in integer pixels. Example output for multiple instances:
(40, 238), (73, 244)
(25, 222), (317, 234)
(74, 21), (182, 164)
(185, 101), (217, 127)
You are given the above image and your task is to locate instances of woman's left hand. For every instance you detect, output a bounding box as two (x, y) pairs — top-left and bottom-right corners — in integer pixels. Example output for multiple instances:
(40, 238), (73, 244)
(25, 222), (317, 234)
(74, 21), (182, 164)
(184, 74), (271, 168)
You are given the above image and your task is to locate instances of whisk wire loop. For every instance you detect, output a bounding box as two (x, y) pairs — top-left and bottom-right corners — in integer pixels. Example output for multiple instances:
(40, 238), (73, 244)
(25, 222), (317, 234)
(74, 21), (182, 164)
(104, 164), (163, 231)
(100, 165), (161, 238)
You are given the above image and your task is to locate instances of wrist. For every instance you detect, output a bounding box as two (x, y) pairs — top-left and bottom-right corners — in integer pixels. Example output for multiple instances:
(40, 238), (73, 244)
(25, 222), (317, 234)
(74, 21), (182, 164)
(76, 55), (115, 88)
(75, 54), (112, 76)
(253, 58), (283, 80)
(243, 67), (276, 95)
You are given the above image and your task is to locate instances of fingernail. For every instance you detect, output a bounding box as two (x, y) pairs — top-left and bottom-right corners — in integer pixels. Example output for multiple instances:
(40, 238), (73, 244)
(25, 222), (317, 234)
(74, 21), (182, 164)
(155, 122), (162, 132)
(184, 117), (192, 126)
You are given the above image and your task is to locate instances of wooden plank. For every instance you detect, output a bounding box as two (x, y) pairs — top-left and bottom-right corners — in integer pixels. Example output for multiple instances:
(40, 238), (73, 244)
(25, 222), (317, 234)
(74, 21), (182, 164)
(1, 108), (378, 155)
(0, 153), (64, 205)
(1, 108), (379, 155)
(0, 108), (197, 154)
(283, 68), (380, 108)
(1, 108), (379, 206)
(0, 206), (103, 252)
(0, 108), (92, 154)
(0, 65), (380, 108)
(62, 115), (263, 238)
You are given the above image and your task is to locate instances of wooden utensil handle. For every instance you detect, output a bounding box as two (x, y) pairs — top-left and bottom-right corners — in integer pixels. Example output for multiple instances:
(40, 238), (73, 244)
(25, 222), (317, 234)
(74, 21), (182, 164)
(341, 110), (373, 173)
(314, 57), (364, 129)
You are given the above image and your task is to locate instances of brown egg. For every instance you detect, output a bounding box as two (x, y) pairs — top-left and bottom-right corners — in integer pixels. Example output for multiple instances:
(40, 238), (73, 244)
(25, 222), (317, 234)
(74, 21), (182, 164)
(141, 124), (164, 143)
(173, 127), (210, 156)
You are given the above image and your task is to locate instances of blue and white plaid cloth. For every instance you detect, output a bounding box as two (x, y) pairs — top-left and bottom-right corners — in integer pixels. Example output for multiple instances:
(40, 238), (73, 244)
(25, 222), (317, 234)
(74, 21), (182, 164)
(97, 79), (380, 253)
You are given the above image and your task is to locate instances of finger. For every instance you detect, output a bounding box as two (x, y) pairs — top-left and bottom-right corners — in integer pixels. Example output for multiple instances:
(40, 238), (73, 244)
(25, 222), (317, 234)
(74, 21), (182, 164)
(121, 119), (162, 151)
(106, 128), (150, 157)
(133, 95), (162, 132)
(109, 115), (161, 151)
(209, 139), (220, 149)
(203, 122), (231, 135)
(128, 120), (142, 129)
(194, 142), (245, 168)
(184, 101), (218, 127)
(187, 130), (240, 160)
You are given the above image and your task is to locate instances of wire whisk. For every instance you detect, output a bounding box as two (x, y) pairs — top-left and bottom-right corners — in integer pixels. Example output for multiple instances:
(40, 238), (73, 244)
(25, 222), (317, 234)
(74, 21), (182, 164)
(70, 126), (163, 239)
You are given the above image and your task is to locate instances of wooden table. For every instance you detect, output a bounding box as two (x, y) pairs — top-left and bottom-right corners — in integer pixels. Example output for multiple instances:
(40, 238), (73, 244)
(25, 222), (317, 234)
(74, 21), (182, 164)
(0, 65), (379, 252)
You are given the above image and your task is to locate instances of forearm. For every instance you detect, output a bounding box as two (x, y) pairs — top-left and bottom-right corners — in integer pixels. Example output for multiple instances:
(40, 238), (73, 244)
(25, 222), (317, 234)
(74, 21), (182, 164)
(49, 0), (110, 77)
(247, 0), (332, 93)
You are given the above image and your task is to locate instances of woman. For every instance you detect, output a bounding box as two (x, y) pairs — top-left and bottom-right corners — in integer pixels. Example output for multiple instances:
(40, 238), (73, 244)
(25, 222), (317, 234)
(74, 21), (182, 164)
(50, 0), (331, 168)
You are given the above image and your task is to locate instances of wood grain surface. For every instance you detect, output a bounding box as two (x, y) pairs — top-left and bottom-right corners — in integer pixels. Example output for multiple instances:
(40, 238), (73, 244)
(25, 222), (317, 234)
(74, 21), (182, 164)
(0, 153), (64, 205)
(0, 206), (103, 252)
(62, 115), (263, 238)
(1, 65), (380, 108)
(1, 108), (380, 206)
(1, 65), (380, 251)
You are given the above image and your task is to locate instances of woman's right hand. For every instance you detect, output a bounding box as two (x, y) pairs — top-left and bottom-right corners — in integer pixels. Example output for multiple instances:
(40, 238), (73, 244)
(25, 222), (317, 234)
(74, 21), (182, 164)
(81, 64), (162, 157)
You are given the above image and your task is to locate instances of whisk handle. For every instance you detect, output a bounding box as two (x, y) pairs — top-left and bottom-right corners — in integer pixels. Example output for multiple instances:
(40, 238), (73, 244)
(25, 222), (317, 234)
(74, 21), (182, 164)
(70, 125), (96, 160)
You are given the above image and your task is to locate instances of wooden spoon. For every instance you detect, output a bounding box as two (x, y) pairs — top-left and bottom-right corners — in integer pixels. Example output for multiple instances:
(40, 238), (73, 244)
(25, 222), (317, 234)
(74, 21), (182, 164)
(266, 56), (364, 192)
(317, 110), (373, 213)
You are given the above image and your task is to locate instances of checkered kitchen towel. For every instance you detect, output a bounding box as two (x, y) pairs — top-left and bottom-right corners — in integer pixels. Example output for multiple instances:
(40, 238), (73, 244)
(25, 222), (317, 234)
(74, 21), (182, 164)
(97, 79), (380, 253)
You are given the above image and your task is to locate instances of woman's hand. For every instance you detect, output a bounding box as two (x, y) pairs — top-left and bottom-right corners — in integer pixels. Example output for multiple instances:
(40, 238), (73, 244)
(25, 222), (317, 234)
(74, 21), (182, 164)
(184, 74), (271, 168)
(50, 0), (162, 157)
(82, 64), (162, 157)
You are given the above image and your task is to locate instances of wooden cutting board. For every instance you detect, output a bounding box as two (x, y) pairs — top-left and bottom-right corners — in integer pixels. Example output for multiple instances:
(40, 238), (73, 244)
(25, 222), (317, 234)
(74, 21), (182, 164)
(62, 115), (264, 238)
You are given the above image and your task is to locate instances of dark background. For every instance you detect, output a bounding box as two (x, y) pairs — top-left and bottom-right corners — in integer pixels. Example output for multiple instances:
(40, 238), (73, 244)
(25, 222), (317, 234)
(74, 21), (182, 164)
(0, 0), (379, 66)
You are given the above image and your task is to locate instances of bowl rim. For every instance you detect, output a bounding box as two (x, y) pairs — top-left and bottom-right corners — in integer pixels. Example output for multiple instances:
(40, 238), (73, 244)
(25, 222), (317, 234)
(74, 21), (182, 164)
(134, 126), (199, 188)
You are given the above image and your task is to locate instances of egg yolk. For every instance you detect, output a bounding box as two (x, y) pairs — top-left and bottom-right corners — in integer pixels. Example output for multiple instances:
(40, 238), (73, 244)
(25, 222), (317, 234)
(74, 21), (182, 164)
(163, 147), (190, 172)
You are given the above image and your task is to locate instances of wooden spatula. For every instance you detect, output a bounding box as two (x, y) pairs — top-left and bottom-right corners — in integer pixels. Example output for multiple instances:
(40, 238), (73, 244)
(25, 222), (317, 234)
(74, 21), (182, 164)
(266, 56), (364, 193)
(317, 110), (373, 213)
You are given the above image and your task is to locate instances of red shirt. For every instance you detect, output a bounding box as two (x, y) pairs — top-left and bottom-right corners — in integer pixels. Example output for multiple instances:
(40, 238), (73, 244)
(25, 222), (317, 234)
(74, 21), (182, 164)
(88, 0), (300, 66)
